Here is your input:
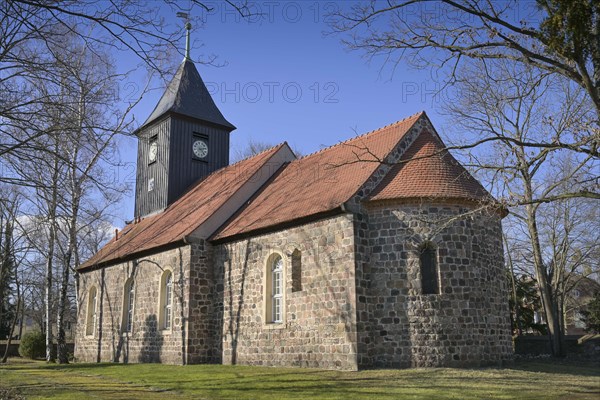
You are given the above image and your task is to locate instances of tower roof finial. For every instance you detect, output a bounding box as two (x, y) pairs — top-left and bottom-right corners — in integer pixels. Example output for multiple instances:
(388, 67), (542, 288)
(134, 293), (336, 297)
(176, 12), (192, 61)
(185, 21), (192, 61)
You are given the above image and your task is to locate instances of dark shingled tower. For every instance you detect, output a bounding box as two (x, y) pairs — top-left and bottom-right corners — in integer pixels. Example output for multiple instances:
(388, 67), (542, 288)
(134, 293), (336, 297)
(134, 57), (235, 218)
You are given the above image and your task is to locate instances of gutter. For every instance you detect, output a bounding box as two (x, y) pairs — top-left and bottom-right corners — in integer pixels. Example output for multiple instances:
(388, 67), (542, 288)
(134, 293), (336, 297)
(210, 204), (350, 245)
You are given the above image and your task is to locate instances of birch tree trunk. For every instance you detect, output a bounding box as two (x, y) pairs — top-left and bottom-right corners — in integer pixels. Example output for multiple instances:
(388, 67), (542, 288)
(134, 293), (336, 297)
(45, 138), (60, 362)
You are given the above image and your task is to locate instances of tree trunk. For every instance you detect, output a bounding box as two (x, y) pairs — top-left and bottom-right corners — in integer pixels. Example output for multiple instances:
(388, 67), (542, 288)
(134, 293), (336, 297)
(509, 270), (522, 336)
(505, 234), (522, 336)
(525, 202), (565, 357)
(45, 139), (60, 363)
(1, 279), (21, 363)
(17, 292), (24, 341)
(45, 240), (54, 362)
(0, 213), (5, 338)
(56, 250), (71, 364)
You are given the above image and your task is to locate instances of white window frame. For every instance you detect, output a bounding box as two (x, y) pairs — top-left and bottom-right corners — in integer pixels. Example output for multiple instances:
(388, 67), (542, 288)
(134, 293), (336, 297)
(272, 257), (283, 323)
(164, 272), (173, 329)
(264, 253), (286, 327)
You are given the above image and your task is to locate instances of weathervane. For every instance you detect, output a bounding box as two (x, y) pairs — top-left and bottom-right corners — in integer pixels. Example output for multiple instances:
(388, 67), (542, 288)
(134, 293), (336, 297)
(177, 12), (192, 60)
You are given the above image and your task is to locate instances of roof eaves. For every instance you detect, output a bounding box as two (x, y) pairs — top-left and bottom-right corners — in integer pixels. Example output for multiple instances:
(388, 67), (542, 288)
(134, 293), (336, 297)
(77, 237), (188, 272)
(210, 206), (346, 244)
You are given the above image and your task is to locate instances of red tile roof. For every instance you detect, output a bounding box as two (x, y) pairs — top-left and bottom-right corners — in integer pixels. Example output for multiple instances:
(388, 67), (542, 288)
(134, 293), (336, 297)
(368, 129), (493, 203)
(81, 110), (499, 268)
(78, 144), (287, 269)
(212, 112), (424, 241)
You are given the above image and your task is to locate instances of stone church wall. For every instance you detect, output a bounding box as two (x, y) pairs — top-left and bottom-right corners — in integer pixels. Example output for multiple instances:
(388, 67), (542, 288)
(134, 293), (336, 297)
(75, 245), (193, 364)
(187, 239), (220, 364)
(214, 214), (359, 370)
(357, 201), (513, 368)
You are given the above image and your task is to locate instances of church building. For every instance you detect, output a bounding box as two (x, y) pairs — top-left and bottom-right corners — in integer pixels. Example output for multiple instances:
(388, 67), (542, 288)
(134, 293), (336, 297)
(74, 54), (513, 370)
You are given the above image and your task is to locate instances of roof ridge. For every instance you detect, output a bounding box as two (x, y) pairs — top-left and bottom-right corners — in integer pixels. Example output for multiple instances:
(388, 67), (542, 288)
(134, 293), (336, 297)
(229, 141), (289, 167)
(177, 141), (286, 195)
(198, 141), (285, 181)
(296, 111), (424, 161)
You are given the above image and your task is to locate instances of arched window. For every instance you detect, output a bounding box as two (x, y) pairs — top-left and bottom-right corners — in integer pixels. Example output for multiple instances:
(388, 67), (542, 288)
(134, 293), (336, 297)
(420, 243), (439, 295)
(122, 279), (135, 333)
(265, 254), (285, 324)
(86, 286), (97, 336)
(291, 249), (302, 292)
(159, 271), (173, 330)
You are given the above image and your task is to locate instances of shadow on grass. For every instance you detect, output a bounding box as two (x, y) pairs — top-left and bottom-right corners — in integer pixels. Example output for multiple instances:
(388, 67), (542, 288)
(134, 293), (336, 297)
(3, 357), (598, 400)
(0, 360), (131, 371)
(49, 362), (135, 370)
(0, 360), (600, 400)
(506, 358), (600, 377)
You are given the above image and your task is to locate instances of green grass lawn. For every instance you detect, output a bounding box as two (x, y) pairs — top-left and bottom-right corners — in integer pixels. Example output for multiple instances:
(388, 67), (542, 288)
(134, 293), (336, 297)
(0, 358), (598, 400)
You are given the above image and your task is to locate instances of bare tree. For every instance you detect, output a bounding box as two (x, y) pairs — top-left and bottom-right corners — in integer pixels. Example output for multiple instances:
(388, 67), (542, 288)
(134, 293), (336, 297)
(0, 189), (27, 363)
(537, 165), (600, 334)
(445, 58), (598, 356)
(1, 1), (251, 164)
(0, 190), (19, 340)
(3, 26), (133, 362)
(329, 0), (599, 158)
(49, 34), (132, 364)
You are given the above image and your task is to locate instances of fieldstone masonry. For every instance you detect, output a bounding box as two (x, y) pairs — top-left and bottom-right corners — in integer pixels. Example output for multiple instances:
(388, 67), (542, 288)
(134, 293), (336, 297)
(358, 202), (512, 368)
(76, 202), (511, 369)
(214, 214), (358, 370)
(76, 246), (192, 364)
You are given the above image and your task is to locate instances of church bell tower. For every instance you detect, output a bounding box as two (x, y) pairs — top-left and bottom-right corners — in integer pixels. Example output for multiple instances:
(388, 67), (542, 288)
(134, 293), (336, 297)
(134, 23), (235, 218)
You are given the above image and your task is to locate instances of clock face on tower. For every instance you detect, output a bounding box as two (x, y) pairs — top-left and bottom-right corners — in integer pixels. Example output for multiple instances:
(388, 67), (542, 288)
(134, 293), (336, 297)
(192, 139), (208, 159)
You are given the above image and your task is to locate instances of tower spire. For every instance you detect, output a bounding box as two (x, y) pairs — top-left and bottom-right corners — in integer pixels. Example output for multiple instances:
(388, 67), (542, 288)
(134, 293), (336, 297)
(185, 21), (192, 61)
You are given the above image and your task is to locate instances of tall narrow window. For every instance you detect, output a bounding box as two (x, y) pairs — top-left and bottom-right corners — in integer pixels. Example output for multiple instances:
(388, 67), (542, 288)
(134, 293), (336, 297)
(86, 287), (97, 336)
(291, 249), (302, 292)
(123, 280), (135, 333)
(162, 271), (173, 330)
(264, 254), (285, 324)
(272, 256), (283, 322)
(420, 243), (439, 295)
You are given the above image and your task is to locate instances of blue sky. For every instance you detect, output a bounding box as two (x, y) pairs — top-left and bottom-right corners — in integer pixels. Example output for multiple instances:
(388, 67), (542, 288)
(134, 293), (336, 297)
(113, 1), (451, 226)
